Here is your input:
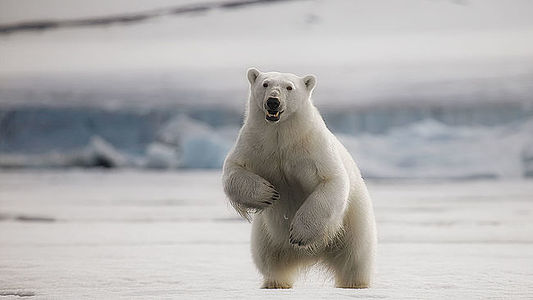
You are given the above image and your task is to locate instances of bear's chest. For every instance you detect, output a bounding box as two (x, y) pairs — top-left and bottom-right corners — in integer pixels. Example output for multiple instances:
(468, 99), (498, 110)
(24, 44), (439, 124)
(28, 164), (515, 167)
(247, 145), (319, 197)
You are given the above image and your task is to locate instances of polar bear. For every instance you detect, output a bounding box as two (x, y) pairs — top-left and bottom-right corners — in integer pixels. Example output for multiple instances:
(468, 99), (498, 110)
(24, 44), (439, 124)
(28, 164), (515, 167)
(222, 68), (377, 289)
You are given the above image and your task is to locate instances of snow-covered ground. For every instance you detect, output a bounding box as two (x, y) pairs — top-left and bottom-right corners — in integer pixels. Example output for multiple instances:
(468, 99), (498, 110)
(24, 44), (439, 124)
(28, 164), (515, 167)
(0, 170), (532, 299)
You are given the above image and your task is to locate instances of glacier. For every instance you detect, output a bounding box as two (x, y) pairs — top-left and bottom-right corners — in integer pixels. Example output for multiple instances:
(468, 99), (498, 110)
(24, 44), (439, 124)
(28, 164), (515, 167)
(1, 99), (532, 179)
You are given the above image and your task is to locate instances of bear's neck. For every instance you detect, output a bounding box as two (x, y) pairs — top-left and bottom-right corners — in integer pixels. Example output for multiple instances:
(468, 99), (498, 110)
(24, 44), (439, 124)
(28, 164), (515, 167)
(245, 100), (325, 148)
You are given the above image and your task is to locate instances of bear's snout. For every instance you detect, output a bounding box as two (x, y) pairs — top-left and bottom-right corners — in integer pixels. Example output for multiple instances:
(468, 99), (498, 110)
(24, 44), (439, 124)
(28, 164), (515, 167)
(266, 98), (280, 110)
(265, 97), (284, 122)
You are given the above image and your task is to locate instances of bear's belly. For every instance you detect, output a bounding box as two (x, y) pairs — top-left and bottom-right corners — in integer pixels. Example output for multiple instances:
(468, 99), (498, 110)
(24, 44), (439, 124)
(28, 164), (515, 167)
(261, 182), (307, 244)
(250, 157), (320, 241)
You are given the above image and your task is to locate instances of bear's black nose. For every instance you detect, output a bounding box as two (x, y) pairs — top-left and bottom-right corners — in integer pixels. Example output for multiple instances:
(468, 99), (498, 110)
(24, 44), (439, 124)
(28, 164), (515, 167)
(266, 98), (280, 110)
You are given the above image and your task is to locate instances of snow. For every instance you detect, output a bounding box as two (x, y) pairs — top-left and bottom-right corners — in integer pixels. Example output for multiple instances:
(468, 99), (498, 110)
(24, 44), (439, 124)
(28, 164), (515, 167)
(0, 170), (532, 298)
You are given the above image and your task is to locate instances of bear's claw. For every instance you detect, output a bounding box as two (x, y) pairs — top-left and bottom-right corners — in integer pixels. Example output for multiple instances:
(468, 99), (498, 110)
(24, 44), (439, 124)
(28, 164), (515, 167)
(288, 217), (321, 247)
(288, 238), (304, 247)
(243, 180), (279, 209)
(288, 232), (304, 247)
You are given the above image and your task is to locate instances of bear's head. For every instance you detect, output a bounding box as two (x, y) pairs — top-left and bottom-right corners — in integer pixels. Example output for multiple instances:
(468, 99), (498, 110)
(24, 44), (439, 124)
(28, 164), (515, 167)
(247, 68), (316, 123)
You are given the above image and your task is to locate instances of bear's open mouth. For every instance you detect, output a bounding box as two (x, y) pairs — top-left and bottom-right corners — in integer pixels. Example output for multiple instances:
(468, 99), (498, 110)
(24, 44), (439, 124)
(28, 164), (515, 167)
(266, 110), (283, 122)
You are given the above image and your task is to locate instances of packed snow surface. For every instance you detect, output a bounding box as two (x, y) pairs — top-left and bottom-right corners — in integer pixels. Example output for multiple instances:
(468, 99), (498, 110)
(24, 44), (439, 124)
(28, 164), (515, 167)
(0, 170), (532, 299)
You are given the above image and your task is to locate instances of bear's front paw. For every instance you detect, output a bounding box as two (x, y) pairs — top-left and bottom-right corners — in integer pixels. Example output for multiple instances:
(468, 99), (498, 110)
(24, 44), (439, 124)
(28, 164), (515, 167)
(243, 180), (279, 210)
(288, 217), (325, 248)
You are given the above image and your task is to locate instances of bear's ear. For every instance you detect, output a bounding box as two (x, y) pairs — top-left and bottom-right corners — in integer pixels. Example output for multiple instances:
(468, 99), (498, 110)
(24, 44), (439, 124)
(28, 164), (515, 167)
(303, 74), (317, 92)
(247, 67), (261, 85)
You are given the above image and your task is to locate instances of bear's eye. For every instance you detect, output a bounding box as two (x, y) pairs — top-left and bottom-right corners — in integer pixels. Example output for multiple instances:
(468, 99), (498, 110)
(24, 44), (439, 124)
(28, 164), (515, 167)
(263, 83), (268, 88)
(287, 86), (293, 91)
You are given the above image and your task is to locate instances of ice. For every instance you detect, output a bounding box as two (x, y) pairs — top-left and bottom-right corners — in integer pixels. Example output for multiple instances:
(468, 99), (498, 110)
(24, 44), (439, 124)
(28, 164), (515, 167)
(79, 136), (129, 168)
(2, 105), (533, 178)
(0, 111), (237, 169)
(522, 141), (533, 177)
(144, 143), (179, 169)
(340, 118), (533, 179)
(154, 114), (233, 169)
(0, 135), (129, 168)
(0, 170), (531, 298)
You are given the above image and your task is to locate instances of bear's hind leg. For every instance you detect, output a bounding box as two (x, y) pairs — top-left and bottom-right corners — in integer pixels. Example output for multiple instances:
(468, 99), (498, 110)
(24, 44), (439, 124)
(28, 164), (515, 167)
(262, 279), (293, 289)
(258, 249), (300, 289)
(323, 228), (375, 289)
(251, 219), (303, 289)
(324, 245), (374, 289)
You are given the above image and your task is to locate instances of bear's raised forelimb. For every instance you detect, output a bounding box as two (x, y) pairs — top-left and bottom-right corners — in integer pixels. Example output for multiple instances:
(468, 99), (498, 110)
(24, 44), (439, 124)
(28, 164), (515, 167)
(289, 174), (349, 248)
(222, 160), (279, 220)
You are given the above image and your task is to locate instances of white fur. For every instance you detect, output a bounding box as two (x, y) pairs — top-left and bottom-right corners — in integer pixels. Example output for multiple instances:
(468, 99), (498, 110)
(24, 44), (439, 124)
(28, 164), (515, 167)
(222, 68), (377, 289)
